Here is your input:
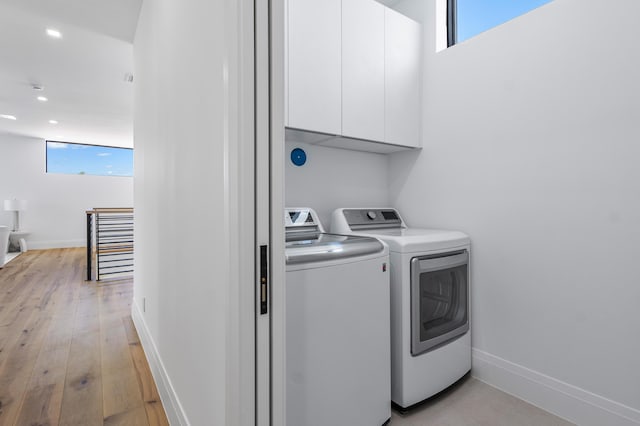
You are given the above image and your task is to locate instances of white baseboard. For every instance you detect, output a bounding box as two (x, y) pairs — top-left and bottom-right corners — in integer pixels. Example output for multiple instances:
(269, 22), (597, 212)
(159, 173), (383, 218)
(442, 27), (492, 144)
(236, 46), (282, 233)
(29, 239), (85, 249)
(1, 252), (21, 267)
(132, 300), (190, 425)
(472, 348), (640, 426)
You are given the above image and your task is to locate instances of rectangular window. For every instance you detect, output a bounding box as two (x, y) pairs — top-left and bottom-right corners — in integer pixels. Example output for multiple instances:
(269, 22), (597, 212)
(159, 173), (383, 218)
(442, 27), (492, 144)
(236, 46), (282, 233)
(449, 0), (553, 46)
(46, 141), (133, 177)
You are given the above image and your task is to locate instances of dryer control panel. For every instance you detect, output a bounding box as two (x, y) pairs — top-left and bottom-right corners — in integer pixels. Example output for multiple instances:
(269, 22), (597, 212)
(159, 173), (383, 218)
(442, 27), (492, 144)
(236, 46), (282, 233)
(338, 208), (404, 230)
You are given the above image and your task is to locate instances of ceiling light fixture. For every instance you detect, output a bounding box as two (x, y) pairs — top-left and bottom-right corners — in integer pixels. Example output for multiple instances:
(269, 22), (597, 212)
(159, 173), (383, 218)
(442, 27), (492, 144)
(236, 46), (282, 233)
(1, 114), (17, 120)
(46, 28), (62, 39)
(37, 96), (48, 102)
(49, 120), (58, 124)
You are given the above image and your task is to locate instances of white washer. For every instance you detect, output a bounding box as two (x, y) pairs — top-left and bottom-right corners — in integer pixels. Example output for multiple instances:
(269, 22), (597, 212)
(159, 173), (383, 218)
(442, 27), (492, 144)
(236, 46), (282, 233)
(331, 208), (471, 410)
(285, 208), (391, 426)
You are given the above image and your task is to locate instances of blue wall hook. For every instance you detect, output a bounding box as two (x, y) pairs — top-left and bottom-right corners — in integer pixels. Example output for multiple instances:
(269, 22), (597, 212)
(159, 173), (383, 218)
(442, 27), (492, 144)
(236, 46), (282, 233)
(290, 148), (307, 166)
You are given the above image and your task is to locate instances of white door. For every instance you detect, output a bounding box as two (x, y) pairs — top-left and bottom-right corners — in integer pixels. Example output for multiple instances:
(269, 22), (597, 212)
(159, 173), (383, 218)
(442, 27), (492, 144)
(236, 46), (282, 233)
(256, 0), (271, 423)
(256, 0), (287, 424)
(270, 0), (287, 421)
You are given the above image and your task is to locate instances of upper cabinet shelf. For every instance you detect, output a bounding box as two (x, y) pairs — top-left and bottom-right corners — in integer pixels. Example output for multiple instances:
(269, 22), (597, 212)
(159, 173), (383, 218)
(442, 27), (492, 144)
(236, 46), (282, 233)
(285, 0), (422, 154)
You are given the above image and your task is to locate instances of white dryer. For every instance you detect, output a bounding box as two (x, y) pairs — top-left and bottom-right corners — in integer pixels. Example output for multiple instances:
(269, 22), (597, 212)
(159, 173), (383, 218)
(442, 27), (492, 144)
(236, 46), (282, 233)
(331, 208), (471, 410)
(285, 208), (391, 426)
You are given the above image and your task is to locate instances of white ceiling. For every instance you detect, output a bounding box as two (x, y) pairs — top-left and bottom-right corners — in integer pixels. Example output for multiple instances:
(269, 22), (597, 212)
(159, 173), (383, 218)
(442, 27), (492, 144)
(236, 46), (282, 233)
(0, 0), (141, 148)
(375, 0), (403, 7)
(0, 0), (142, 42)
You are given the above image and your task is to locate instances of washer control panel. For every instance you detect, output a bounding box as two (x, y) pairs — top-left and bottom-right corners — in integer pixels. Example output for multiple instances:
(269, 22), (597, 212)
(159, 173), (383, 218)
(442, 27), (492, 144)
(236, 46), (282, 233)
(285, 208), (325, 232)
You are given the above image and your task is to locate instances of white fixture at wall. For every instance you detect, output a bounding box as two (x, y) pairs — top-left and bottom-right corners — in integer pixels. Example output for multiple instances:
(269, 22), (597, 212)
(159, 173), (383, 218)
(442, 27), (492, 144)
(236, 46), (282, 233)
(4, 199), (27, 231)
(0, 226), (9, 267)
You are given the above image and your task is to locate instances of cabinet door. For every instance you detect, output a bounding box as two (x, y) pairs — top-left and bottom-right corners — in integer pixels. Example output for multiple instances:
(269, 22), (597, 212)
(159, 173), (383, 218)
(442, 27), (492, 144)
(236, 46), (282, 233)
(287, 0), (342, 135)
(342, 0), (385, 142)
(385, 8), (421, 148)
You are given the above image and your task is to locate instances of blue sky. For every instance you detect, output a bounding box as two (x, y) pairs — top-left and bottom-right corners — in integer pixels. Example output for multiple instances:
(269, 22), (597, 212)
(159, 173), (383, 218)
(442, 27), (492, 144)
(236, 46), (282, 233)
(46, 142), (133, 177)
(457, 0), (553, 43)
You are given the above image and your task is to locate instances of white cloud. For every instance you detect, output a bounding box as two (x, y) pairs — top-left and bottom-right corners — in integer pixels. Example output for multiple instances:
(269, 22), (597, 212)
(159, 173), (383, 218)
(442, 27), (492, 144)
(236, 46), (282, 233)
(97, 153), (111, 157)
(48, 142), (68, 149)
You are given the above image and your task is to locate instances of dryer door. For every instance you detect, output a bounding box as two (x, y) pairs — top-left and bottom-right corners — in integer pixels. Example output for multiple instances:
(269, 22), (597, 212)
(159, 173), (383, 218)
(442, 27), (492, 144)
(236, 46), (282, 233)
(410, 251), (469, 356)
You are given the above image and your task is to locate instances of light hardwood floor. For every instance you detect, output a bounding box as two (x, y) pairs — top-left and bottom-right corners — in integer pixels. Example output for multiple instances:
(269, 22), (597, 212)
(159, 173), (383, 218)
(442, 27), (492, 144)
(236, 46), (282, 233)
(0, 248), (168, 426)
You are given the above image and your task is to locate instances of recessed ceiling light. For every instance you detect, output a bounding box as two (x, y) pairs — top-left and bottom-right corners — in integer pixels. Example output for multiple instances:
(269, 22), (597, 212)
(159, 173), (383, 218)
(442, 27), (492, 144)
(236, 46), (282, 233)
(46, 28), (62, 39)
(49, 120), (58, 124)
(37, 96), (48, 102)
(1, 114), (17, 120)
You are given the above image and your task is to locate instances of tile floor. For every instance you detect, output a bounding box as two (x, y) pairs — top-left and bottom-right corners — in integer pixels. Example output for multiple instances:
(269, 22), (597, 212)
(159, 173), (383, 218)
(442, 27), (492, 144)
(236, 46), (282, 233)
(390, 376), (574, 426)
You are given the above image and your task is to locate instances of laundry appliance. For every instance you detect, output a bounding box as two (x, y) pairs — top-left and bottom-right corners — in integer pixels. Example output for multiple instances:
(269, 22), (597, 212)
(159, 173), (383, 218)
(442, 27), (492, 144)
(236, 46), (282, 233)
(331, 208), (471, 410)
(285, 207), (391, 426)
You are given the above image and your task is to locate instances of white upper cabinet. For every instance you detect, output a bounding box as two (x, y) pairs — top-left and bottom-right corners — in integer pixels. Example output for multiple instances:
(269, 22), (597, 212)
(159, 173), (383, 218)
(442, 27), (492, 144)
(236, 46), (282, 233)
(285, 0), (422, 153)
(385, 8), (421, 148)
(341, 0), (385, 142)
(286, 0), (342, 135)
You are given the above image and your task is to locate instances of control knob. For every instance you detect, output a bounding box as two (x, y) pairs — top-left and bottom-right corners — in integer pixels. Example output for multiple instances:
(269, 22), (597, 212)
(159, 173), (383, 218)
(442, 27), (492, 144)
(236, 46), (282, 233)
(367, 211), (377, 220)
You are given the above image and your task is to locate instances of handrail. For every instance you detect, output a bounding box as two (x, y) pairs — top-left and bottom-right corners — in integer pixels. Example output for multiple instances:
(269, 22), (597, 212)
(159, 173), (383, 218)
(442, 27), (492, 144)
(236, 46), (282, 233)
(86, 208), (134, 281)
(86, 207), (134, 214)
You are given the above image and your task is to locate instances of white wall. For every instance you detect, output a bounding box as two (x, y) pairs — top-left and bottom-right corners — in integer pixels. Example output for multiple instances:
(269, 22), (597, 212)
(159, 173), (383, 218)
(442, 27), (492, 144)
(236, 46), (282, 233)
(0, 133), (132, 248)
(285, 141), (390, 227)
(133, 0), (254, 424)
(390, 0), (640, 423)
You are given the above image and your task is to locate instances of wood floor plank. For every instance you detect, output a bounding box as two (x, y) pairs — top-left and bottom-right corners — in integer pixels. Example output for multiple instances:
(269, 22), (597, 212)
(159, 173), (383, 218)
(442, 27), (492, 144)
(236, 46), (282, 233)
(103, 405), (148, 426)
(0, 248), (169, 426)
(13, 279), (78, 426)
(100, 297), (147, 424)
(0, 251), (44, 312)
(122, 317), (157, 402)
(0, 298), (56, 424)
(143, 399), (169, 426)
(57, 301), (103, 426)
(0, 251), (51, 354)
(0, 250), (74, 425)
(122, 318), (169, 426)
